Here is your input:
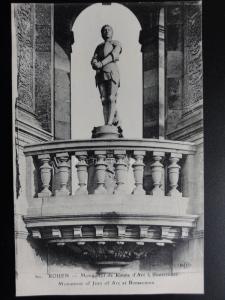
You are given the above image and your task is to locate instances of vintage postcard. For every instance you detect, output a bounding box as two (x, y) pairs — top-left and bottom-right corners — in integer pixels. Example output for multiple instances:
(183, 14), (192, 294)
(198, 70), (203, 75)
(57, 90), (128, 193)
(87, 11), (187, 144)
(13, 1), (203, 296)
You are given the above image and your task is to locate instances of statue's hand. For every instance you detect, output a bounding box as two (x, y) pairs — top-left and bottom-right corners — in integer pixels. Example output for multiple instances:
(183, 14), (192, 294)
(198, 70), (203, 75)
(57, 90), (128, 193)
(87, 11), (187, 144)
(92, 61), (103, 70)
(92, 64), (98, 70)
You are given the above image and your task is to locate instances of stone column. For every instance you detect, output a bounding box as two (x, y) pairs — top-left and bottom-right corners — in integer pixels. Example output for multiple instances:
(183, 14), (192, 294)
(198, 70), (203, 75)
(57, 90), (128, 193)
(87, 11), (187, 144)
(132, 151), (146, 195)
(140, 8), (165, 139)
(55, 152), (70, 196)
(75, 151), (88, 195)
(94, 151), (107, 194)
(38, 154), (52, 197)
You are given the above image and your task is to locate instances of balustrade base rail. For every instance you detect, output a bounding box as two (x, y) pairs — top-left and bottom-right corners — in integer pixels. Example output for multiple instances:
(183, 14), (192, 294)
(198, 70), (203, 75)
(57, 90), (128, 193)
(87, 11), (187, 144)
(26, 194), (191, 218)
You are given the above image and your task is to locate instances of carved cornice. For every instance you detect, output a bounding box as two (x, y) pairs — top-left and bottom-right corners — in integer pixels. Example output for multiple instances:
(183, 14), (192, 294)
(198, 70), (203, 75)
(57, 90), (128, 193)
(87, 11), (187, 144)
(15, 102), (53, 147)
(26, 222), (194, 243)
(167, 119), (203, 143)
(16, 119), (53, 147)
(167, 101), (203, 143)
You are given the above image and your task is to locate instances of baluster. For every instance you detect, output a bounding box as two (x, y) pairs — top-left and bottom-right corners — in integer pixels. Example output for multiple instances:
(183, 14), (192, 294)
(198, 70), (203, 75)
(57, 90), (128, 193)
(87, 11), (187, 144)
(167, 153), (182, 196)
(75, 151), (88, 195)
(114, 150), (127, 194)
(150, 152), (164, 196)
(132, 151), (146, 195)
(105, 153), (116, 194)
(94, 151), (107, 194)
(55, 152), (70, 196)
(38, 154), (52, 197)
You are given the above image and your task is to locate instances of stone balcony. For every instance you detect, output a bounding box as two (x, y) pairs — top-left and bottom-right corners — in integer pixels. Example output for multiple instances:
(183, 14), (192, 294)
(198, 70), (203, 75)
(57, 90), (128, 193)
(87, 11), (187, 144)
(23, 138), (198, 265)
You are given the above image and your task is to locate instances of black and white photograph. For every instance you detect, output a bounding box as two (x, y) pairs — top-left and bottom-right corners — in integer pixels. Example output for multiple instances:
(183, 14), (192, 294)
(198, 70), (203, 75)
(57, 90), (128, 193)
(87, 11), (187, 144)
(12, 1), (204, 296)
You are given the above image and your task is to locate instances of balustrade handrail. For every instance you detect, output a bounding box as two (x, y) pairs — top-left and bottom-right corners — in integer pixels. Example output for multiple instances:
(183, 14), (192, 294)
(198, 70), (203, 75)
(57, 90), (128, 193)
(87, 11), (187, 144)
(23, 138), (196, 156)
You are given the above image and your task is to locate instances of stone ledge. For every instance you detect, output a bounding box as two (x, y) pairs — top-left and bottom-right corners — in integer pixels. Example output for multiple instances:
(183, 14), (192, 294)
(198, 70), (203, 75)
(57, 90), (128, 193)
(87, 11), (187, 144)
(26, 194), (190, 217)
(23, 138), (196, 156)
(23, 214), (198, 229)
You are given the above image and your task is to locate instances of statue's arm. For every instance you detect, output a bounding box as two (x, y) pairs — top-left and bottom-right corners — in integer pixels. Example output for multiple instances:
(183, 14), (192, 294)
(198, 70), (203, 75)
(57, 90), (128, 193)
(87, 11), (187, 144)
(101, 41), (122, 67)
(111, 40), (122, 61)
(91, 47), (99, 70)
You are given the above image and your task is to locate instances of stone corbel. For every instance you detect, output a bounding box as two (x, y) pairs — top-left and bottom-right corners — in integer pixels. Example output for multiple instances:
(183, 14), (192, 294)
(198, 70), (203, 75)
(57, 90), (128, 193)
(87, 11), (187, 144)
(181, 227), (190, 239)
(73, 226), (82, 238)
(117, 225), (127, 238)
(51, 228), (61, 238)
(95, 225), (104, 237)
(140, 226), (149, 238)
(161, 226), (171, 239)
(31, 229), (41, 239)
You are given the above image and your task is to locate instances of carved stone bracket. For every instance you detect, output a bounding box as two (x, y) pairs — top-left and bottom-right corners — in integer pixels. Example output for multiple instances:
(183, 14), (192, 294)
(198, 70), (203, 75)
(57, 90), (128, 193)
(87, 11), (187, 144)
(117, 225), (127, 238)
(51, 228), (61, 238)
(31, 229), (41, 239)
(73, 226), (82, 238)
(140, 226), (149, 238)
(95, 225), (104, 237)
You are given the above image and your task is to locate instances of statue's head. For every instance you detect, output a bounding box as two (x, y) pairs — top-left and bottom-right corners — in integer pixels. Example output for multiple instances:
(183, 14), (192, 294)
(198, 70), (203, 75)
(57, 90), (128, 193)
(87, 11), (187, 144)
(101, 25), (113, 40)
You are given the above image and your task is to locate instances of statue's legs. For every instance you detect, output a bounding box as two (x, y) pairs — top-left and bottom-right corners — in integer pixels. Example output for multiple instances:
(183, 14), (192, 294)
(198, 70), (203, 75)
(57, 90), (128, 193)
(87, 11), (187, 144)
(98, 83), (108, 124)
(112, 98), (121, 127)
(107, 81), (118, 126)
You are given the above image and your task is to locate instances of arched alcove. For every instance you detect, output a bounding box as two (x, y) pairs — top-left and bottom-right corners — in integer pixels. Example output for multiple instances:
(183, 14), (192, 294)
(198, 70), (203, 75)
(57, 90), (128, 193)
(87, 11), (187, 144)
(71, 3), (142, 139)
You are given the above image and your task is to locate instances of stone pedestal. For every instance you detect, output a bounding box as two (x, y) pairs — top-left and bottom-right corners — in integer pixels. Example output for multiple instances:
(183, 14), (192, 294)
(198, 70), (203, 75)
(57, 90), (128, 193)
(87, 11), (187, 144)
(92, 125), (123, 139)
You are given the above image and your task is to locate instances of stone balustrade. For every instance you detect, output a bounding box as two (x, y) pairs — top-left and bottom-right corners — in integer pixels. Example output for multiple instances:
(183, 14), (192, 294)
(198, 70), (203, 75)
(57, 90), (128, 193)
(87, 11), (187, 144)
(23, 138), (198, 252)
(23, 138), (196, 198)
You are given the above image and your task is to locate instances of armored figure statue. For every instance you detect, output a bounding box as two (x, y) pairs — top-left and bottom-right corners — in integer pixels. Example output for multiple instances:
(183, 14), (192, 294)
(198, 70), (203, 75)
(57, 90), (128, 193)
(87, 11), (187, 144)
(91, 25), (122, 127)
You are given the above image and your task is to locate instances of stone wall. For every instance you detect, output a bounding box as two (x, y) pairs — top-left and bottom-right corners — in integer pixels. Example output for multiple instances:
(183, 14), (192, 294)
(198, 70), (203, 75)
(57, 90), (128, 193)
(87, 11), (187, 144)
(54, 42), (71, 139)
(183, 4), (203, 114)
(34, 4), (54, 133)
(165, 6), (183, 134)
(141, 9), (165, 138)
(166, 3), (203, 140)
(15, 3), (54, 134)
(15, 4), (35, 112)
